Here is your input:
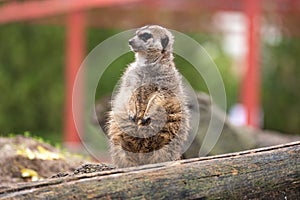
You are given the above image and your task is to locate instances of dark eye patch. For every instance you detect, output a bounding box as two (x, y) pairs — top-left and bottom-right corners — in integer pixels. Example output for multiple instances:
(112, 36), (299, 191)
(138, 32), (152, 42)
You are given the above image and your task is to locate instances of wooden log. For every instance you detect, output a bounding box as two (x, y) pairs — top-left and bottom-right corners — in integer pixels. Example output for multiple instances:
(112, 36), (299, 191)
(0, 141), (299, 199)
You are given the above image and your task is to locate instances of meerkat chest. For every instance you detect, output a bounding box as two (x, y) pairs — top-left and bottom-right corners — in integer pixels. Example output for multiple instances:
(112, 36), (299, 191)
(129, 63), (178, 89)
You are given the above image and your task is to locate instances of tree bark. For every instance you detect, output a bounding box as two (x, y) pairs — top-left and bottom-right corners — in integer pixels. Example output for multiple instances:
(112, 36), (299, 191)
(0, 141), (299, 199)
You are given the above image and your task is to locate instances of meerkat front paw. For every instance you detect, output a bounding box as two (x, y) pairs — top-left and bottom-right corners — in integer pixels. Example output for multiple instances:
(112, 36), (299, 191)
(128, 97), (137, 123)
(140, 116), (151, 126)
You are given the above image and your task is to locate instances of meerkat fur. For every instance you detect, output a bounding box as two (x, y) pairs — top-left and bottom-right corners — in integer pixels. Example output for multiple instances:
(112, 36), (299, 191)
(107, 25), (190, 168)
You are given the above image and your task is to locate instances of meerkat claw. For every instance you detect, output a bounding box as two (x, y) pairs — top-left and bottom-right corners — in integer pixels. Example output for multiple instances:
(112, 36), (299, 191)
(128, 113), (136, 123)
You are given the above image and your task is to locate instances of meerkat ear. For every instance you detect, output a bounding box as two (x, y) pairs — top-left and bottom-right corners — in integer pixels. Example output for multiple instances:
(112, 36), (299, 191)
(161, 35), (169, 50)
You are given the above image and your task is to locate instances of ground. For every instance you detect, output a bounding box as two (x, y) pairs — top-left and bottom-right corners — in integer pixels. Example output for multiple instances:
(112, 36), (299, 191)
(0, 135), (114, 189)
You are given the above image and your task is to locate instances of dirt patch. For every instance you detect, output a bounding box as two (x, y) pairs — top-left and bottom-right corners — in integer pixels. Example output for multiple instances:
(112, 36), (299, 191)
(0, 135), (106, 189)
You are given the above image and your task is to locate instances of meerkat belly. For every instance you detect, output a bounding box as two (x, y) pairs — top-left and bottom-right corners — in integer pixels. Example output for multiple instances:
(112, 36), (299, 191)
(120, 84), (183, 154)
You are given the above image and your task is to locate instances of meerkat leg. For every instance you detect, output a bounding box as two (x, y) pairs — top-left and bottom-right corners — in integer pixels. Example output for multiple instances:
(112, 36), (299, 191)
(108, 116), (139, 167)
(128, 98), (137, 123)
(140, 92), (162, 125)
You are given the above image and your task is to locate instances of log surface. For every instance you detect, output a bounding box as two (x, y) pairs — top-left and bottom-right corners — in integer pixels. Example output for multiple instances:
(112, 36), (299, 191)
(0, 141), (299, 199)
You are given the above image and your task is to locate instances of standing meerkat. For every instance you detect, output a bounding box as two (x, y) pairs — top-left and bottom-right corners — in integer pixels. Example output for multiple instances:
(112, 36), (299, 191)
(108, 25), (190, 168)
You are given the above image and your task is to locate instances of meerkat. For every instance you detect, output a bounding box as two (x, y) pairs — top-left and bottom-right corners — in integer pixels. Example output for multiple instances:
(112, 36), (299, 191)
(107, 25), (190, 168)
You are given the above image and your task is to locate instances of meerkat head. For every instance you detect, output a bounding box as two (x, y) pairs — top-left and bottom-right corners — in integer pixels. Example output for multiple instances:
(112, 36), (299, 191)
(129, 25), (174, 58)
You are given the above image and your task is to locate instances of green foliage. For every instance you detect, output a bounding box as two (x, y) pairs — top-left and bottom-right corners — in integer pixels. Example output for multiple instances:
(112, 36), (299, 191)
(96, 52), (134, 99)
(0, 23), (65, 143)
(262, 37), (300, 135)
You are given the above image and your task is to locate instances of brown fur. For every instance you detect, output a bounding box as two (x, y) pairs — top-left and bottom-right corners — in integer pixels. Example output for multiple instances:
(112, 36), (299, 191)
(107, 25), (190, 168)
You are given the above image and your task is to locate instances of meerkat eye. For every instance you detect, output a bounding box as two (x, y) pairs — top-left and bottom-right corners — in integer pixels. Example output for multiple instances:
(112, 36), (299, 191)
(138, 33), (152, 42)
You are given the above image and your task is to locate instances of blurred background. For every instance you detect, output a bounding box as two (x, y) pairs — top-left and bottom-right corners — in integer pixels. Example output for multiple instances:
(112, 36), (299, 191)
(0, 0), (299, 153)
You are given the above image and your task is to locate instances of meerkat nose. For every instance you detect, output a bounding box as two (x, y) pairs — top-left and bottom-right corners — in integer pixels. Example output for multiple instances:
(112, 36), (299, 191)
(129, 39), (134, 46)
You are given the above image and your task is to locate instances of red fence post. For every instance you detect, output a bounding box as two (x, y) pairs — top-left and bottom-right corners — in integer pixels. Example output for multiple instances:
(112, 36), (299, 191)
(241, 0), (261, 127)
(64, 11), (86, 148)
